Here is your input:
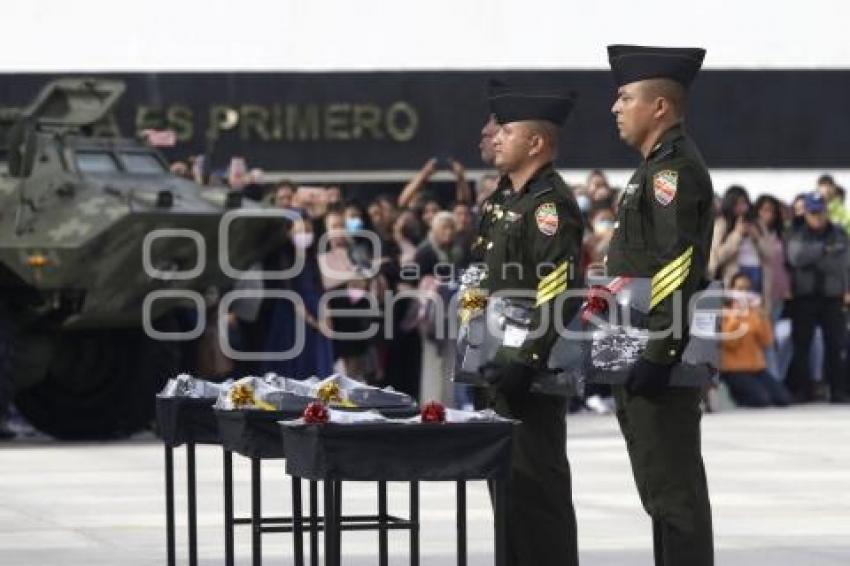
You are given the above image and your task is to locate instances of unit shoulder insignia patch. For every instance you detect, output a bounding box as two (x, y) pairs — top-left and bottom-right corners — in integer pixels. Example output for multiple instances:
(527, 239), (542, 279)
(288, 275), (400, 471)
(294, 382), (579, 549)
(653, 169), (678, 206)
(535, 202), (558, 236)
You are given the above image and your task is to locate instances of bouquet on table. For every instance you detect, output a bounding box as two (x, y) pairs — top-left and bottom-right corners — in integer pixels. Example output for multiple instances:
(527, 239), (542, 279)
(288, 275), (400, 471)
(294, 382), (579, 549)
(159, 374), (230, 399)
(213, 373), (415, 412)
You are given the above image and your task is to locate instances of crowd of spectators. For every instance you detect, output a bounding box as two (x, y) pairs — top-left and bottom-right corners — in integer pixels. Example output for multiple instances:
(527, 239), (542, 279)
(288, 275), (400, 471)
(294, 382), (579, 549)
(170, 152), (850, 411)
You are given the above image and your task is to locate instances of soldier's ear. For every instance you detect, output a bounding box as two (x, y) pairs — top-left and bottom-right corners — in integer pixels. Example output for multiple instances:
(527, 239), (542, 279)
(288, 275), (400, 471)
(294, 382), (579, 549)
(654, 96), (673, 120)
(528, 132), (546, 157)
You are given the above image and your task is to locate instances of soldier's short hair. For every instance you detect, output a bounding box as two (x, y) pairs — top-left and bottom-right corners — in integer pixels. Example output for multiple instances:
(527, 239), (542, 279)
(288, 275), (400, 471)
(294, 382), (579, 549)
(640, 78), (686, 119)
(525, 120), (560, 159)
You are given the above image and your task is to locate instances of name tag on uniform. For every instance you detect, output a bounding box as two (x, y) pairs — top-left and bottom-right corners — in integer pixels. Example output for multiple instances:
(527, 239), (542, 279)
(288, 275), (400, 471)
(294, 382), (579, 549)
(505, 211), (522, 222)
(625, 183), (639, 195)
(503, 324), (528, 348)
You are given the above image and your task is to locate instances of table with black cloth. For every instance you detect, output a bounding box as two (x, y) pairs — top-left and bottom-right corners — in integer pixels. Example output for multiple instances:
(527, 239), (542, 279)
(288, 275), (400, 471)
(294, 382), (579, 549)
(280, 420), (515, 566)
(215, 406), (420, 566)
(155, 395), (221, 566)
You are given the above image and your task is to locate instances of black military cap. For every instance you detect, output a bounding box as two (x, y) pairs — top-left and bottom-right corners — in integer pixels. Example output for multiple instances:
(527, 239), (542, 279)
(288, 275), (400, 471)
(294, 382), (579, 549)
(608, 45), (706, 88)
(489, 90), (576, 126)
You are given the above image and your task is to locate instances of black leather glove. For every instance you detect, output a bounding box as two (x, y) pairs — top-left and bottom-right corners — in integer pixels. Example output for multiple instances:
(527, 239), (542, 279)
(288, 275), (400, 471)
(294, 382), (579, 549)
(626, 357), (673, 399)
(481, 361), (535, 397)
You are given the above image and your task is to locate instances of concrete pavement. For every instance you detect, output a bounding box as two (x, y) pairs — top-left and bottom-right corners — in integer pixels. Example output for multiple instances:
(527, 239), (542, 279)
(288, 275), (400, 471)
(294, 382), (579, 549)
(1, 405), (848, 565)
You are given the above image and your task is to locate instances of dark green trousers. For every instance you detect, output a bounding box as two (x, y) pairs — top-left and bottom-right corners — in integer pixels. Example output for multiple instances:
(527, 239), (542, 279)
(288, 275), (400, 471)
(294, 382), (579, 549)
(489, 389), (579, 566)
(614, 386), (714, 566)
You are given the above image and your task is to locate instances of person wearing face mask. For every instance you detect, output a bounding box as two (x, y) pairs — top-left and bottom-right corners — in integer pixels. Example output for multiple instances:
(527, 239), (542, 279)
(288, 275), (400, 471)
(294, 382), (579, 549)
(317, 209), (383, 382)
(261, 213), (334, 380)
(343, 201), (367, 233)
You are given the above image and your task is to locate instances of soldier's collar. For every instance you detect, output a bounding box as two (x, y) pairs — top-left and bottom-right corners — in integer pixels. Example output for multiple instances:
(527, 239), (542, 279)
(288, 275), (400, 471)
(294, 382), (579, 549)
(647, 123), (685, 162)
(516, 162), (556, 197)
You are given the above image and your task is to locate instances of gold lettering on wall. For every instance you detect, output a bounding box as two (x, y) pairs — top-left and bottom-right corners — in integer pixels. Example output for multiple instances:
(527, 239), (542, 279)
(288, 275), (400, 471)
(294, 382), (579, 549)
(133, 101), (420, 144)
(286, 104), (320, 141)
(385, 101), (418, 142)
(324, 103), (351, 140)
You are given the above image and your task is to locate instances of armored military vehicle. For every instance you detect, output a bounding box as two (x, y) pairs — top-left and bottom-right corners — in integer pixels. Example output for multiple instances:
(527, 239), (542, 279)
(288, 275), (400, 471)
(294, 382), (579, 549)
(0, 78), (282, 439)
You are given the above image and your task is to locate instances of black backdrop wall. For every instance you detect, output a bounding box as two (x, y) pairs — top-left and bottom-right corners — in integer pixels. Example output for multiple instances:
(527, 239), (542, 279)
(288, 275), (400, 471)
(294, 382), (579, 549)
(0, 71), (847, 171)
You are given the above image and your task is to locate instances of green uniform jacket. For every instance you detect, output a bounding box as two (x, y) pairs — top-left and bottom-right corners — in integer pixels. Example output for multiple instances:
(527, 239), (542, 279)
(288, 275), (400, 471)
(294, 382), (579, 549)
(471, 178), (512, 263)
(479, 163), (584, 370)
(606, 124), (714, 365)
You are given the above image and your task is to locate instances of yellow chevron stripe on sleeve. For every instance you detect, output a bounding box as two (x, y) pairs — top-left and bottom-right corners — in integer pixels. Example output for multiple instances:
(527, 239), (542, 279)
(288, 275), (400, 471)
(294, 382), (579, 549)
(651, 246), (693, 287)
(538, 261), (569, 290)
(536, 282), (567, 307)
(651, 260), (692, 300)
(538, 272), (567, 298)
(649, 246), (694, 309)
(650, 269), (689, 309)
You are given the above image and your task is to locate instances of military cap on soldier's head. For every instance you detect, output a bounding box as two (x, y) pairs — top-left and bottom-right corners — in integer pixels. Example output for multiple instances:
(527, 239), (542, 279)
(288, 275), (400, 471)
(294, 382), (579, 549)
(488, 90), (576, 127)
(607, 45), (706, 88)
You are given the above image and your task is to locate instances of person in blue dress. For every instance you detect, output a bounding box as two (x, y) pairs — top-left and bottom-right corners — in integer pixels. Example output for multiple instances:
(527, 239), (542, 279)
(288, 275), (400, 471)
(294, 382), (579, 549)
(261, 210), (334, 379)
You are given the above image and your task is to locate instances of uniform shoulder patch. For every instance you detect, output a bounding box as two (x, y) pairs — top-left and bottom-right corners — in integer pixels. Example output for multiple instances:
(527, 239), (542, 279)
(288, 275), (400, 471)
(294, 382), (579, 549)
(653, 169), (678, 206)
(535, 202), (558, 236)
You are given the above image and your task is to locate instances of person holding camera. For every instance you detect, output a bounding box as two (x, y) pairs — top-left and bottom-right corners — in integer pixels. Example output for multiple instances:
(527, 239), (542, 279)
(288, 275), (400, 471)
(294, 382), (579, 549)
(709, 185), (777, 312)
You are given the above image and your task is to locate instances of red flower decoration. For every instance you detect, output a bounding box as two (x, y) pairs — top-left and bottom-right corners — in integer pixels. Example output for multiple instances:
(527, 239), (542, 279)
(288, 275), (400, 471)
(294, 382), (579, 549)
(303, 401), (329, 424)
(581, 285), (612, 323)
(421, 401), (446, 423)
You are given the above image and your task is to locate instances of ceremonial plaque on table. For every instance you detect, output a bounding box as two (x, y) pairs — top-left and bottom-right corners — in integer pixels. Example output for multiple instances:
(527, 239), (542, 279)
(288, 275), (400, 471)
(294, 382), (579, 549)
(585, 277), (722, 387)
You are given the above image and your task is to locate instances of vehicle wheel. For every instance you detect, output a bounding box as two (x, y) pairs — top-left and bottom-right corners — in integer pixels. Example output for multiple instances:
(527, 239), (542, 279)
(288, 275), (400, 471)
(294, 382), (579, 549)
(14, 326), (183, 440)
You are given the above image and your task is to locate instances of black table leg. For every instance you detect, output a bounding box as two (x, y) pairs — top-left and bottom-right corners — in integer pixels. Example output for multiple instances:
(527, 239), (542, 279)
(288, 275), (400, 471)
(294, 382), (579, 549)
(378, 481), (389, 566)
(187, 442), (198, 566)
(456, 481), (467, 566)
(409, 481), (419, 566)
(252, 457), (262, 566)
(493, 480), (507, 566)
(333, 481), (342, 566)
(309, 481), (319, 566)
(292, 477), (305, 566)
(165, 445), (176, 566)
(224, 450), (234, 566)
(323, 480), (336, 566)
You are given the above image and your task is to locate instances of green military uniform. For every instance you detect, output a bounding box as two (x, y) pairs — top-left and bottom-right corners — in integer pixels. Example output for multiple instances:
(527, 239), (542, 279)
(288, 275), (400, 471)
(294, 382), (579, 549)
(606, 45), (714, 566)
(476, 86), (584, 566)
(484, 162), (583, 566)
(470, 178), (511, 263)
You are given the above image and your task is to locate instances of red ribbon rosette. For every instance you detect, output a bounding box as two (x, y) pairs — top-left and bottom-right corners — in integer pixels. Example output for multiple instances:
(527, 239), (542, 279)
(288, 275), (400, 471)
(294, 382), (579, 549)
(303, 401), (329, 424)
(420, 401), (446, 423)
(580, 276), (633, 324)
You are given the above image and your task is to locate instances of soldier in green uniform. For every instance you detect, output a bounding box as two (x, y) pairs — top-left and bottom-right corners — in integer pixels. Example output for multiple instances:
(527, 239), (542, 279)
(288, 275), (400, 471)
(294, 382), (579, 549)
(605, 45), (715, 565)
(479, 88), (584, 566)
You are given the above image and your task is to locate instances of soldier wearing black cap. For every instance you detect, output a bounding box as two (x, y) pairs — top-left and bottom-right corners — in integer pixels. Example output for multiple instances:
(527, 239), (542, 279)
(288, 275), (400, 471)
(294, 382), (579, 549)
(606, 45), (714, 565)
(480, 88), (584, 566)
